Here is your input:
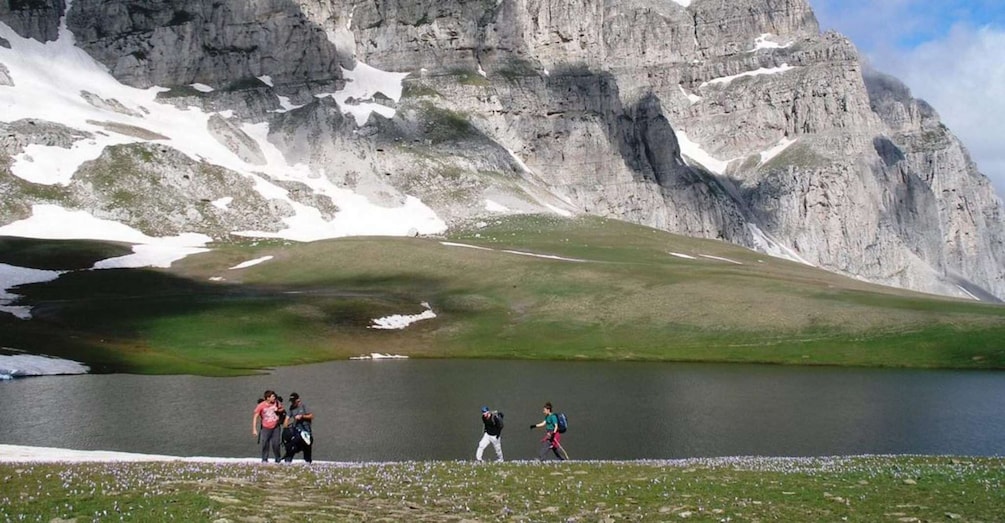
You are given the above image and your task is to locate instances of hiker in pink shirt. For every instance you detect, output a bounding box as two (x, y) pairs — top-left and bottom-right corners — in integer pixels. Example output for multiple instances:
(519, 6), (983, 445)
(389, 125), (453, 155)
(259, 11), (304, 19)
(252, 390), (285, 462)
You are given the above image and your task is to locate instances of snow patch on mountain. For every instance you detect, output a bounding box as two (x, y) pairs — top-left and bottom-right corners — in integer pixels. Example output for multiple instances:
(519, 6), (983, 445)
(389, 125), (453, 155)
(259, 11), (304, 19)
(229, 256), (274, 270)
(0, 263), (64, 319)
(702, 64), (796, 88)
(699, 254), (742, 265)
(93, 244), (211, 270)
(0, 204), (210, 246)
(746, 224), (814, 266)
(315, 62), (409, 126)
(0, 14), (446, 250)
(674, 131), (733, 175)
(759, 137), (797, 164)
(750, 33), (793, 52)
(485, 200), (509, 212)
(369, 302), (436, 330)
(678, 84), (702, 105)
(0, 353), (89, 378)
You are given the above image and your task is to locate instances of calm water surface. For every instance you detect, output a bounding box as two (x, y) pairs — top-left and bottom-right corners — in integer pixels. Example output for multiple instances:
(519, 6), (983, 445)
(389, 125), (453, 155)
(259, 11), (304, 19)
(1, 360), (1003, 461)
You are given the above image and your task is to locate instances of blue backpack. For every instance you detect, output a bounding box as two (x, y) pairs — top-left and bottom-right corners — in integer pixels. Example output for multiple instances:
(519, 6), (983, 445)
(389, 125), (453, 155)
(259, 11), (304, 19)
(556, 412), (568, 433)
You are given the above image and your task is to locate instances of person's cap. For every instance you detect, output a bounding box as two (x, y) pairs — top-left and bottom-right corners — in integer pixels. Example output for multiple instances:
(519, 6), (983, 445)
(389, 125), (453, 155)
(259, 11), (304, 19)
(289, 392), (300, 401)
(481, 406), (489, 413)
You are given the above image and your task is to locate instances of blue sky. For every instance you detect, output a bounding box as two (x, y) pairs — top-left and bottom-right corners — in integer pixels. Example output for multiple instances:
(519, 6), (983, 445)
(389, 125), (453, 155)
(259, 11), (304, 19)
(814, 0), (1004, 48)
(810, 0), (1005, 197)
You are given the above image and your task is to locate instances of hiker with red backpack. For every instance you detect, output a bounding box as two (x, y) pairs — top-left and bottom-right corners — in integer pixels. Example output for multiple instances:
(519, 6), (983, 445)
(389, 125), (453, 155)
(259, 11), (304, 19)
(530, 401), (568, 460)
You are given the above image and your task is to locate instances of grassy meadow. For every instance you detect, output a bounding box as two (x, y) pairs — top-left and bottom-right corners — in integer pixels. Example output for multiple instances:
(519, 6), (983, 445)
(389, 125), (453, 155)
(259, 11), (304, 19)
(1, 456), (1002, 521)
(2, 215), (1005, 375)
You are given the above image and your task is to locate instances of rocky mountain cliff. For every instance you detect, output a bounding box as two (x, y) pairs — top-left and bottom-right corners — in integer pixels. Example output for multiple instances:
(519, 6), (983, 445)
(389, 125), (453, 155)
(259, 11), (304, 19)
(1, 0), (1003, 301)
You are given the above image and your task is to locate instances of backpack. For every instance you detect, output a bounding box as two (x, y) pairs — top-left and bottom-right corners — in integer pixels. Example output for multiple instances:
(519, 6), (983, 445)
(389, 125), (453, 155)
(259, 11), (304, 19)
(556, 412), (568, 434)
(494, 411), (504, 430)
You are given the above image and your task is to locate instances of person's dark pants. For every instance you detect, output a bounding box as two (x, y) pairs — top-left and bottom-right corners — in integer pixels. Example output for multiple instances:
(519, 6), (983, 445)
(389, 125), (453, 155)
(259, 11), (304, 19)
(538, 434), (566, 461)
(260, 426), (281, 462)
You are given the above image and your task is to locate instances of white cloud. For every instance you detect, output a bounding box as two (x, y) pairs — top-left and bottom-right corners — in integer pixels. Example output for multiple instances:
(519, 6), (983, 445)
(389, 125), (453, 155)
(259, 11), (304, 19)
(869, 25), (1005, 196)
(810, 2), (1005, 196)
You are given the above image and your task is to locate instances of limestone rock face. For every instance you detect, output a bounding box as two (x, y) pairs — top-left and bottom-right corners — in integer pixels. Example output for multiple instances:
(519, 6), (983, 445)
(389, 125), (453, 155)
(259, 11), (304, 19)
(63, 0), (348, 89)
(0, 0), (65, 43)
(1, 0), (1003, 301)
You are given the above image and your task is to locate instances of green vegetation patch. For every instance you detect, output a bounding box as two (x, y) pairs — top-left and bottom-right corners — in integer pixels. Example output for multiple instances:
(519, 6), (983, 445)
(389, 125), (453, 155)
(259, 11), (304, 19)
(400, 80), (442, 99)
(760, 142), (829, 171)
(497, 57), (540, 81)
(5, 216), (1005, 375)
(418, 102), (477, 144)
(448, 67), (491, 87)
(1, 457), (1002, 521)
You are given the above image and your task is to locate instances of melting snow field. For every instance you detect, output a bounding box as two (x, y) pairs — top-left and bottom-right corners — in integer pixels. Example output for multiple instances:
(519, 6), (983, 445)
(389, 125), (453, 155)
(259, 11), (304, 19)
(701, 64), (796, 88)
(369, 302), (437, 330)
(440, 241), (586, 262)
(314, 62), (409, 126)
(0, 13), (446, 259)
(0, 353), (89, 379)
(750, 33), (793, 52)
(229, 256), (274, 270)
(0, 10), (455, 317)
(0, 263), (64, 319)
(349, 353), (410, 360)
(759, 137), (797, 164)
(674, 130), (733, 175)
(0, 444), (258, 463)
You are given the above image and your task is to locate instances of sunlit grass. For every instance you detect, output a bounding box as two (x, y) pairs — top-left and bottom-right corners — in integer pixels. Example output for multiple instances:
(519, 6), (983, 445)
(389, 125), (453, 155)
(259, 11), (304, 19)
(4, 215), (1004, 374)
(2, 457), (1002, 521)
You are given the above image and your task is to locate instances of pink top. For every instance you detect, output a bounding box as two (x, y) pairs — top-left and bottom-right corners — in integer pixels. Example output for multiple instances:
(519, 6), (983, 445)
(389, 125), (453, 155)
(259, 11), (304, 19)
(254, 401), (280, 429)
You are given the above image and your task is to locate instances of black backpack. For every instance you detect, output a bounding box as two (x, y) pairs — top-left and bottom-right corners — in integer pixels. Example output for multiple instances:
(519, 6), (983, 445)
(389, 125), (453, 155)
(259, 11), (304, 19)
(494, 411), (504, 430)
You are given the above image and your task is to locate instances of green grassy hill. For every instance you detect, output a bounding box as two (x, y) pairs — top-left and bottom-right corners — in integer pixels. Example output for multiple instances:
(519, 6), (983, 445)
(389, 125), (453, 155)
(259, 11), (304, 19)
(3, 215), (1004, 375)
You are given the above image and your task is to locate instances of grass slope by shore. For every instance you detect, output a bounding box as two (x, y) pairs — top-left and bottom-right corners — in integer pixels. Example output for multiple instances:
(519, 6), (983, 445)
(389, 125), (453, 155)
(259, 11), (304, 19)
(1, 456), (1003, 521)
(3, 215), (1005, 375)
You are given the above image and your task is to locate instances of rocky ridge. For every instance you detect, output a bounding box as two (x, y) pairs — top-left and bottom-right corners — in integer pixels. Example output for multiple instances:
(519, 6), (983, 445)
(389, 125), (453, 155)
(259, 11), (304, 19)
(0, 0), (1003, 301)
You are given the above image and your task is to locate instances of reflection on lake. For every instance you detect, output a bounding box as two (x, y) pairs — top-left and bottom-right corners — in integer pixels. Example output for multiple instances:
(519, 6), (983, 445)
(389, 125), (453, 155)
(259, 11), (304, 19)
(1, 360), (1003, 461)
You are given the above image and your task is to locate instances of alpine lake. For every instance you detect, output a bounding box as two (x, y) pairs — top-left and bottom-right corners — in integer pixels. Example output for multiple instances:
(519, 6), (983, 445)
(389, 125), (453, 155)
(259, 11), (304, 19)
(1, 359), (1004, 461)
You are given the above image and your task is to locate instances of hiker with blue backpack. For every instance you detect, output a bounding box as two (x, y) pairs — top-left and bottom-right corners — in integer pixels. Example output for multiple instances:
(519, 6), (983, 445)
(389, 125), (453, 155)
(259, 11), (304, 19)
(475, 405), (504, 462)
(530, 402), (568, 460)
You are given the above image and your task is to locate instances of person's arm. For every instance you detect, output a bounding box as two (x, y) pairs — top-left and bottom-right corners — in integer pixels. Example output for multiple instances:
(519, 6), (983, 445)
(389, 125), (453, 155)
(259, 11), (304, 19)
(296, 406), (314, 423)
(252, 409), (261, 436)
(531, 419), (545, 429)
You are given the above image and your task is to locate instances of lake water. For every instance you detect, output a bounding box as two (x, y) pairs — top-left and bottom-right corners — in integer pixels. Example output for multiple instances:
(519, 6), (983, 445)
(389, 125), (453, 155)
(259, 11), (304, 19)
(1, 360), (1003, 461)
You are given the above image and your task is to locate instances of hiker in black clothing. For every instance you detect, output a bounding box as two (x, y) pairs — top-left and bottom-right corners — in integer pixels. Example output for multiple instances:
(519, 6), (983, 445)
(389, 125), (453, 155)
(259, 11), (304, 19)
(282, 392), (314, 463)
(475, 405), (504, 462)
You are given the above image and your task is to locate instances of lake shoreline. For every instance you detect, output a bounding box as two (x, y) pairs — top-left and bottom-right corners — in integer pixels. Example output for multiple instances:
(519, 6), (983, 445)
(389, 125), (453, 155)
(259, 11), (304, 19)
(3, 443), (990, 464)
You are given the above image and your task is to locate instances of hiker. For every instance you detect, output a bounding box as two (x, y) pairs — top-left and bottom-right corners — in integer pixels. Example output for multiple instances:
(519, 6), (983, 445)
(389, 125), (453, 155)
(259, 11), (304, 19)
(282, 392), (314, 463)
(475, 406), (504, 462)
(252, 390), (286, 463)
(530, 401), (567, 461)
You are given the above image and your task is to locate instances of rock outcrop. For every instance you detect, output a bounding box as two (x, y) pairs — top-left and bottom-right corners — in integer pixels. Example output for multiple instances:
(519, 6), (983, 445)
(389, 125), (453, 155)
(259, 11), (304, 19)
(1, 0), (1003, 301)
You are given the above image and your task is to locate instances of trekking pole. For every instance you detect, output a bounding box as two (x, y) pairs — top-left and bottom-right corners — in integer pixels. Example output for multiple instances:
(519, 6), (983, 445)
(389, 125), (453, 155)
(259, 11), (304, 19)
(556, 441), (570, 460)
